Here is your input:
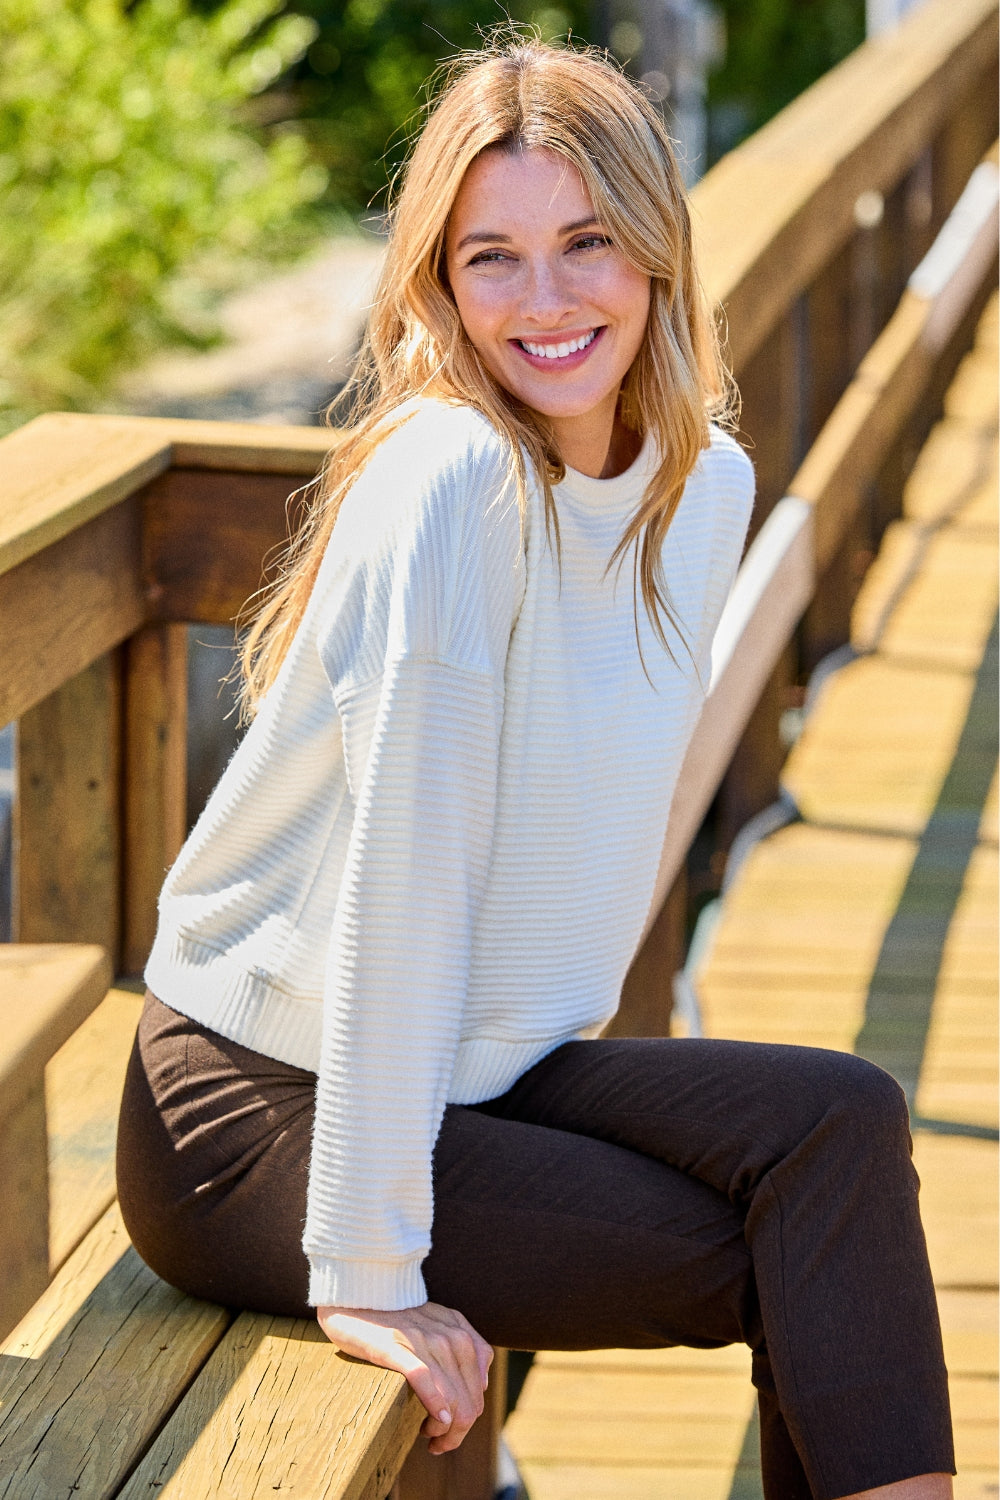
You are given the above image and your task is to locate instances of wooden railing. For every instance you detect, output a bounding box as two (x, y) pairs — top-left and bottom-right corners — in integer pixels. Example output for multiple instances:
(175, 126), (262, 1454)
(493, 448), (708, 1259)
(0, 0), (997, 1492)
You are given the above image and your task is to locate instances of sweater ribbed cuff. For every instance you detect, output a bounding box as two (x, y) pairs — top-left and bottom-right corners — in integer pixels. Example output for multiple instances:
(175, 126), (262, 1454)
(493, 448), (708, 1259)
(307, 1253), (429, 1311)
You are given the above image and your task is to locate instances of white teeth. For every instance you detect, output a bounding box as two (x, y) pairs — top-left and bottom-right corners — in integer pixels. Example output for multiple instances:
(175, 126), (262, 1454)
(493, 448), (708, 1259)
(522, 329), (597, 359)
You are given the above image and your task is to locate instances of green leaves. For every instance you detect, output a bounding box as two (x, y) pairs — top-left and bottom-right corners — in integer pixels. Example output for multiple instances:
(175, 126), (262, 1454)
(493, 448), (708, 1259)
(0, 0), (325, 430)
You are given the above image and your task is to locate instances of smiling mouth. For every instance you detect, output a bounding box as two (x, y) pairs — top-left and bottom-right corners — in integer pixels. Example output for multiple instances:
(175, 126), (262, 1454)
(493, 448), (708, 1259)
(515, 328), (601, 360)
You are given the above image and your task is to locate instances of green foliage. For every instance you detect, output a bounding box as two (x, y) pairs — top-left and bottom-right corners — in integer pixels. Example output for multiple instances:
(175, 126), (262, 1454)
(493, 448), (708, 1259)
(0, 0), (328, 430)
(707, 0), (865, 160)
(284, 1), (593, 214)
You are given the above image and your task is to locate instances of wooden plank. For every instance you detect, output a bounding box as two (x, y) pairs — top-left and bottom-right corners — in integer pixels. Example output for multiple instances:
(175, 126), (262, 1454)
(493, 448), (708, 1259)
(852, 523), (999, 666)
(142, 467), (305, 625)
(902, 417), (998, 525)
(118, 1313), (425, 1500)
(691, 0), (998, 369)
(782, 656), (995, 836)
(0, 414), (170, 579)
(122, 625), (188, 975)
(0, 1203), (230, 1500)
(47, 984), (144, 1273)
(0, 1081), (50, 1342)
(0, 498), (144, 725)
(0, 945), (111, 1109)
(14, 656), (123, 957)
(0, 412), (331, 580)
(0, 944), (111, 1337)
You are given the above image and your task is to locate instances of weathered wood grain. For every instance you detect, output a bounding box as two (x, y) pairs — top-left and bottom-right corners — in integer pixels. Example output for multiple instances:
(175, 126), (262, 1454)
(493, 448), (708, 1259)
(141, 467), (308, 624)
(0, 945), (111, 1109)
(47, 985), (144, 1273)
(0, 944), (111, 1337)
(15, 657), (123, 957)
(0, 412), (331, 580)
(0, 415), (170, 579)
(122, 625), (188, 974)
(118, 1312), (425, 1500)
(0, 498), (144, 725)
(0, 1203), (230, 1500)
(0, 1082), (50, 1344)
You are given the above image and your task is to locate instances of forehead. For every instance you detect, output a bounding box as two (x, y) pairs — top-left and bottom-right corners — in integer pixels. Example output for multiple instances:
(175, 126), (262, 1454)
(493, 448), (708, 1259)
(447, 147), (595, 241)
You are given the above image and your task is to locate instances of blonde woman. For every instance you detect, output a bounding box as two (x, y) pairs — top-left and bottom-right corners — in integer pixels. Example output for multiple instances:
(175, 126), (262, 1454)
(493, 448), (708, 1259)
(117, 38), (954, 1500)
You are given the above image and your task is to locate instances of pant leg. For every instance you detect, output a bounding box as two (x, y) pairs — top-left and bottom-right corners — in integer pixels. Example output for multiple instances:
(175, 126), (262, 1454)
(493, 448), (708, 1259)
(478, 1036), (954, 1500)
(119, 998), (811, 1492)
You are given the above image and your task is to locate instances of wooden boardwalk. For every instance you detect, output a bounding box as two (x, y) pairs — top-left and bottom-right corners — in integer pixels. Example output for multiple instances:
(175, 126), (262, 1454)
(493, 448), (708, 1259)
(505, 294), (999, 1499)
(34, 298), (997, 1500)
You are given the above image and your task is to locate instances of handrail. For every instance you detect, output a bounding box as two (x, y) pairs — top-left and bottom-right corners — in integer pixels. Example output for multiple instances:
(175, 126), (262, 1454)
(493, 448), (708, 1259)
(693, 0), (997, 367)
(643, 146), (999, 932)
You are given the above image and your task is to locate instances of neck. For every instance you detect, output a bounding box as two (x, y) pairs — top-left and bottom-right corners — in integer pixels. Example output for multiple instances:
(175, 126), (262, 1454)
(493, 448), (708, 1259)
(554, 404), (643, 480)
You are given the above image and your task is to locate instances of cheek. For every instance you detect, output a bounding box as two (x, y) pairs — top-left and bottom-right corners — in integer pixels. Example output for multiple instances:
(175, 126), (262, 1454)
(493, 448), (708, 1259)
(451, 279), (507, 349)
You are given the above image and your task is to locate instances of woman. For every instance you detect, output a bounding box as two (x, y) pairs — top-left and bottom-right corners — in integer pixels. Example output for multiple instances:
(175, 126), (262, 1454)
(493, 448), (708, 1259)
(117, 37), (955, 1499)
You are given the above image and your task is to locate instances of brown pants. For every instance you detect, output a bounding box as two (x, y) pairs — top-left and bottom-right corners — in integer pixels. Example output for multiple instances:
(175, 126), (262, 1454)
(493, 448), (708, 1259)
(117, 992), (954, 1500)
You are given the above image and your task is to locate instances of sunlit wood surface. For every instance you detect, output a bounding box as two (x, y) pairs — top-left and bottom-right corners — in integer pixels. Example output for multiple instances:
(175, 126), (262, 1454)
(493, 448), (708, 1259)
(506, 297), (998, 1500)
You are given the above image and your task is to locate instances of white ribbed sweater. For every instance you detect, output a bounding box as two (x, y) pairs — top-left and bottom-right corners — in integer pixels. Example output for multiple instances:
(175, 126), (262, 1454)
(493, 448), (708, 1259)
(146, 399), (754, 1310)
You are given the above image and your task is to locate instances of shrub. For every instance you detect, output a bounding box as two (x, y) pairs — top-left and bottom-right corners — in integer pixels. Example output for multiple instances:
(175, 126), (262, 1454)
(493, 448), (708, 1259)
(0, 0), (327, 430)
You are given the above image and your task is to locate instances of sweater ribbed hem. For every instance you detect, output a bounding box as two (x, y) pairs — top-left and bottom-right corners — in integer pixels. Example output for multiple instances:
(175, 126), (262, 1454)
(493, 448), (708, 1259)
(146, 928), (612, 1100)
(307, 1253), (428, 1310)
(145, 929), (323, 1072)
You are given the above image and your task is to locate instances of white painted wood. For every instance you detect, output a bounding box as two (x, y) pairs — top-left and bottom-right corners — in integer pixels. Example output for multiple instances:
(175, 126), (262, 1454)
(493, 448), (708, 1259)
(912, 160), (1000, 352)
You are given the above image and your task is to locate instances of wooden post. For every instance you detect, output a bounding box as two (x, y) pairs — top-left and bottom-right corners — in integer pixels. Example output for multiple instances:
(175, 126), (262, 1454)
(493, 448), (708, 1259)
(607, 870), (688, 1039)
(14, 655), (122, 960)
(0, 1076), (48, 1339)
(736, 314), (806, 535)
(392, 1347), (508, 1500)
(716, 645), (796, 852)
(122, 624), (188, 976)
(0, 943), (111, 1340)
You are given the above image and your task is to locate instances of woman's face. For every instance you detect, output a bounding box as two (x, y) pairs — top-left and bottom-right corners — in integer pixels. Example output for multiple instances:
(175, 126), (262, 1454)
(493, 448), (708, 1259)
(445, 147), (651, 477)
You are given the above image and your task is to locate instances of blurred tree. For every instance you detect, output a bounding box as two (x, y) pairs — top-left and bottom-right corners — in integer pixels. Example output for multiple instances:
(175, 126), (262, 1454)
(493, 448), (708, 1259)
(706, 0), (865, 161)
(275, 1), (592, 213)
(0, 0), (328, 432)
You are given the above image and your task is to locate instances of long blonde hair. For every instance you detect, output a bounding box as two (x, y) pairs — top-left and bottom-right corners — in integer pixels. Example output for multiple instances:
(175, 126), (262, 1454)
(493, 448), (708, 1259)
(239, 33), (736, 715)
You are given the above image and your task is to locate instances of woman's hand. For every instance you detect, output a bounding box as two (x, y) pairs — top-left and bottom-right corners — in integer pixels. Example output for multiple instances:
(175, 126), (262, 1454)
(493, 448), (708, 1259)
(317, 1301), (494, 1454)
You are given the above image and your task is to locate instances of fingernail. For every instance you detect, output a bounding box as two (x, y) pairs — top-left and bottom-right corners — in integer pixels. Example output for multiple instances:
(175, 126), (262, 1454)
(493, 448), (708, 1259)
(438, 1409), (451, 1423)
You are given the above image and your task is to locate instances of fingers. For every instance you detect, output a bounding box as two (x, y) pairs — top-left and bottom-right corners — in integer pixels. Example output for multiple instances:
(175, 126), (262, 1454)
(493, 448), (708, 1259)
(315, 1302), (492, 1454)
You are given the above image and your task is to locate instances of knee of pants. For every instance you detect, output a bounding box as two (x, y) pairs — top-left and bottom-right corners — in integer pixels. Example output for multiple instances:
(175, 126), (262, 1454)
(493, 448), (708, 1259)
(806, 1049), (911, 1157)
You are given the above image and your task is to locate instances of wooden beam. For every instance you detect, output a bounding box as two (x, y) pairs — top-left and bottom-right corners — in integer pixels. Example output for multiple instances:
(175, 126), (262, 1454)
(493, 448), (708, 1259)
(14, 655), (123, 958)
(117, 1313), (425, 1500)
(122, 625), (189, 976)
(142, 467), (307, 624)
(0, 498), (144, 725)
(0, 412), (331, 581)
(0, 1202), (231, 1497)
(0, 943), (110, 1340)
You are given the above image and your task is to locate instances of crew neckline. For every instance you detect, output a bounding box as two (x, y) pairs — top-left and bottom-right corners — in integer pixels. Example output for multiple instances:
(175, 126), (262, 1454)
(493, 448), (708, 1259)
(556, 430), (657, 508)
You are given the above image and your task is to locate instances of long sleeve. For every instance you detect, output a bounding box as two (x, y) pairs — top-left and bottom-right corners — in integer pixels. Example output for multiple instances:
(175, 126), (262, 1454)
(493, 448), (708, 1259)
(302, 406), (524, 1308)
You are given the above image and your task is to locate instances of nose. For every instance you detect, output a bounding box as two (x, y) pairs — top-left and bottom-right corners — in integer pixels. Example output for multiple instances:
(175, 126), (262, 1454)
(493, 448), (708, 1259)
(519, 256), (579, 326)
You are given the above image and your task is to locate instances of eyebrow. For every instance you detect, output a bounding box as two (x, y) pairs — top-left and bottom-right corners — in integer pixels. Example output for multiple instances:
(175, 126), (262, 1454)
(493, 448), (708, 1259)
(454, 216), (603, 252)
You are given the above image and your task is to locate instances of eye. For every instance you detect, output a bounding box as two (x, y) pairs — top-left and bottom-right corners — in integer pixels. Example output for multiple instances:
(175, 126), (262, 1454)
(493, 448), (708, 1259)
(570, 233), (613, 252)
(467, 248), (513, 266)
